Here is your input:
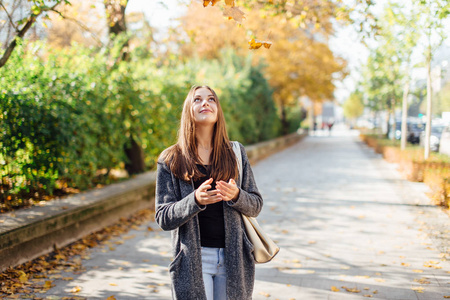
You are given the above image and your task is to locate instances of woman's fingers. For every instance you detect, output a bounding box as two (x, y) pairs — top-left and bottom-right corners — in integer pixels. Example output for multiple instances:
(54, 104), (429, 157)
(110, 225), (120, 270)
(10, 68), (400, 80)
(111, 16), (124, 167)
(216, 179), (239, 201)
(195, 178), (223, 205)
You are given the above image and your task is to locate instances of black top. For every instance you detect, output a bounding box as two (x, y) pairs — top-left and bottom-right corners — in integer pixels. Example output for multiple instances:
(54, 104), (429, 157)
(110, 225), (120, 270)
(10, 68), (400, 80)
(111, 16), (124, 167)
(194, 164), (225, 248)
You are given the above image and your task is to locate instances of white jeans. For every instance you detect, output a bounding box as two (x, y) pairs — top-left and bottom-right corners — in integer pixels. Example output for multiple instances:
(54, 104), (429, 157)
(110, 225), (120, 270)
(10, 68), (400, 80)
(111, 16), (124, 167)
(201, 247), (227, 300)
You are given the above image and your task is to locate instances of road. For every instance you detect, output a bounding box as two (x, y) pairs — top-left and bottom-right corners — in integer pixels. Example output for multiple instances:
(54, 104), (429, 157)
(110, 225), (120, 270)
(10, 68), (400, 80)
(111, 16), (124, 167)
(21, 126), (450, 299)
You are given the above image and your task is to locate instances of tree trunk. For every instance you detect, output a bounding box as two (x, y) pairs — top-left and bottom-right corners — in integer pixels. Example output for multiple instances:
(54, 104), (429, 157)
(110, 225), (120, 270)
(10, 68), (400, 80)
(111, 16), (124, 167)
(390, 98), (396, 141)
(104, 0), (144, 174)
(424, 56), (432, 159)
(401, 82), (409, 150)
(385, 110), (391, 139)
(105, 0), (128, 35)
(280, 104), (289, 135)
(124, 135), (145, 175)
(104, 0), (129, 61)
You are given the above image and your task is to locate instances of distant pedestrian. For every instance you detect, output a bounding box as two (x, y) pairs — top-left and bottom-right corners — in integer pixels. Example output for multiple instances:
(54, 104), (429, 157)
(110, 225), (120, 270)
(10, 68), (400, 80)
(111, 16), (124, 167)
(327, 122), (334, 135)
(155, 85), (263, 300)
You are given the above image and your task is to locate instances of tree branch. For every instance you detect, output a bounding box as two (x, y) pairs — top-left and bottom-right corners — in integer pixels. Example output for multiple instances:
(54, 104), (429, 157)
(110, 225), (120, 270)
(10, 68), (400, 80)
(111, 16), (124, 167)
(50, 9), (104, 47)
(0, 2), (63, 68)
(0, 2), (19, 32)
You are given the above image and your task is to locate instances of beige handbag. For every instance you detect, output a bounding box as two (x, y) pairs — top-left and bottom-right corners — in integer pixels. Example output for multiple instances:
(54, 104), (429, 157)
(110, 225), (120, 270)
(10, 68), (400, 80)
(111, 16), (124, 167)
(232, 142), (280, 263)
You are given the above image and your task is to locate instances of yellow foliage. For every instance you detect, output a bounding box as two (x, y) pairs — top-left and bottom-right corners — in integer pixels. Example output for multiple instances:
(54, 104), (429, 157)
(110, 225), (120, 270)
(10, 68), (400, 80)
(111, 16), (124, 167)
(46, 0), (105, 49)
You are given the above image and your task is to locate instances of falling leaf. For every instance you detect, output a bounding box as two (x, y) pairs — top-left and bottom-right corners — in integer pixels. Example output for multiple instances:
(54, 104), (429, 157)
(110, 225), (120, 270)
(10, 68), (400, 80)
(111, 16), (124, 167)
(223, 6), (245, 23)
(203, 0), (221, 7)
(331, 286), (340, 292)
(109, 283), (118, 286)
(225, 0), (235, 6)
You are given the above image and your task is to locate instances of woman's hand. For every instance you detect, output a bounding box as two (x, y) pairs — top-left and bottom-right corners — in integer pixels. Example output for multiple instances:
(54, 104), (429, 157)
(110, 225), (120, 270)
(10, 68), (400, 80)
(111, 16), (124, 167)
(216, 178), (240, 202)
(195, 178), (222, 206)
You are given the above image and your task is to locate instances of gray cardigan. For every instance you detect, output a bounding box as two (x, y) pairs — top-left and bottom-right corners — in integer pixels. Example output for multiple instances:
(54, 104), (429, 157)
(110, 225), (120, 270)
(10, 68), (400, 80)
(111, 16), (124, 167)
(155, 142), (263, 299)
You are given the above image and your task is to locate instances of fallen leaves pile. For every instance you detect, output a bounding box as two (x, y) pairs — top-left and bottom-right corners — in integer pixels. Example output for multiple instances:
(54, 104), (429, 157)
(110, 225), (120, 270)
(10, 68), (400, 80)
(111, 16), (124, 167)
(0, 208), (155, 299)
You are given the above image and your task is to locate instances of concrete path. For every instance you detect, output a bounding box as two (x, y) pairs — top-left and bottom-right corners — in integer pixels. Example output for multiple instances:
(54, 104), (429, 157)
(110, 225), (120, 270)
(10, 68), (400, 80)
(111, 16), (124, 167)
(18, 126), (450, 299)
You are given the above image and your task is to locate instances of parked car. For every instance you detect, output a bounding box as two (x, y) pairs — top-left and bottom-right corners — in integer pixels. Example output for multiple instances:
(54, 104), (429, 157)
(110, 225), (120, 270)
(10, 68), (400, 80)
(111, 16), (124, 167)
(407, 122), (425, 144)
(389, 121), (425, 144)
(439, 124), (450, 156)
(420, 124), (446, 152)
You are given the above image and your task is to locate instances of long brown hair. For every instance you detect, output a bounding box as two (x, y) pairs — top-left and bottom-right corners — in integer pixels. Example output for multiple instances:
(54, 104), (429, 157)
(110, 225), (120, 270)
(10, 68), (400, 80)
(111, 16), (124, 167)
(160, 85), (238, 182)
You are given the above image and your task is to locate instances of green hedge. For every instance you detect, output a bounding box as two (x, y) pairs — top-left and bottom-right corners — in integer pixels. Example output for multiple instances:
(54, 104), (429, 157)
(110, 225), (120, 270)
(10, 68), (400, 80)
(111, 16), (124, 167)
(0, 42), (288, 210)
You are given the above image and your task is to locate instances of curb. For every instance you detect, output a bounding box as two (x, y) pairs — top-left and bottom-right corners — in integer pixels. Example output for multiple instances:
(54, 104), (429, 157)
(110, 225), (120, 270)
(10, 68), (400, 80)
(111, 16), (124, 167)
(0, 130), (307, 271)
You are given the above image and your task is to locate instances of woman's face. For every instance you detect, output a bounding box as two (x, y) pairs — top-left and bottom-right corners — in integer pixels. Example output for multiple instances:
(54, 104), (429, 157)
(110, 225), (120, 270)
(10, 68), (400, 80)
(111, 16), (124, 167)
(192, 87), (218, 126)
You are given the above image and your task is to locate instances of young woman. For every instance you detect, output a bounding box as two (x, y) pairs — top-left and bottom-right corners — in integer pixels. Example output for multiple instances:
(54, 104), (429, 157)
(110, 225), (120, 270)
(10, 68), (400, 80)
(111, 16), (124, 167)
(155, 85), (263, 300)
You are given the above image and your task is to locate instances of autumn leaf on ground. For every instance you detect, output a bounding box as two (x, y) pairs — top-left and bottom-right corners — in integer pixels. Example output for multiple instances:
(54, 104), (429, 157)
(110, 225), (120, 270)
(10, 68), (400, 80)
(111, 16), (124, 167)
(331, 286), (340, 292)
(106, 296), (116, 300)
(259, 291), (270, 297)
(411, 286), (424, 293)
(70, 286), (82, 293)
(363, 294), (373, 297)
(413, 269), (424, 273)
(18, 271), (28, 283)
(223, 7), (245, 23)
(44, 280), (54, 289)
(342, 286), (360, 293)
(401, 262), (410, 267)
(414, 278), (431, 284)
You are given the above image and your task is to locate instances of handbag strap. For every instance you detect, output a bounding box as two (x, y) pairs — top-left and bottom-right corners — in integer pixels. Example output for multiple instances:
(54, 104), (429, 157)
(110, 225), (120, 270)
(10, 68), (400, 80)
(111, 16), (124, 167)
(231, 141), (243, 187)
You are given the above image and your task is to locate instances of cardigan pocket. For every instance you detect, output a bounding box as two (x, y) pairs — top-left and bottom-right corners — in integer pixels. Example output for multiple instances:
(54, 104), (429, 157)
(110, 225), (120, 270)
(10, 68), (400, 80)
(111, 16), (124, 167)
(169, 248), (184, 273)
(243, 229), (255, 254)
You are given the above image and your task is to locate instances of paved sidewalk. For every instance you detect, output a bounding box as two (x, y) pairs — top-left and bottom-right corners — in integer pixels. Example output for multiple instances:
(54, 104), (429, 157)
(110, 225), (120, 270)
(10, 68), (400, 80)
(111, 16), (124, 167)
(16, 127), (450, 299)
